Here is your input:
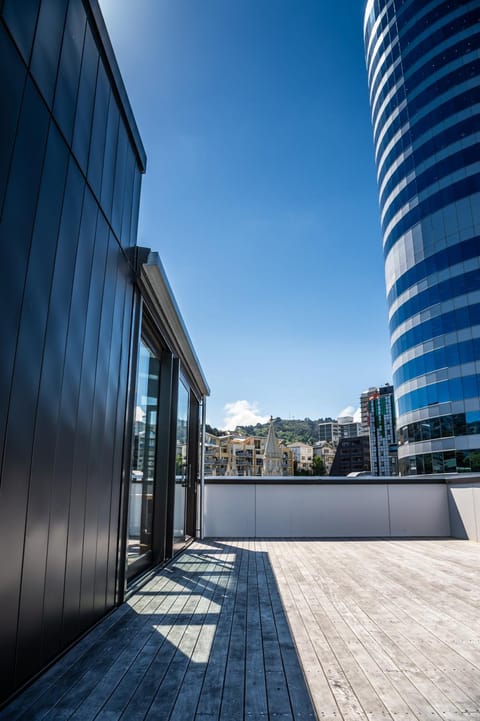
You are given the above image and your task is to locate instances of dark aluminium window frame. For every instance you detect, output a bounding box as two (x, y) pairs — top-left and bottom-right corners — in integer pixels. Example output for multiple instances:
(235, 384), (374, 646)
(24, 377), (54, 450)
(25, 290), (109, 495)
(116, 248), (209, 602)
(126, 308), (166, 580)
(117, 294), (181, 595)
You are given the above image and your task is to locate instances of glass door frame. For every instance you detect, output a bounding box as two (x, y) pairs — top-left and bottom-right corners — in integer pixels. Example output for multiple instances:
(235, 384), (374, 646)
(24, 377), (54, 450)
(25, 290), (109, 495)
(126, 317), (164, 580)
(172, 375), (189, 553)
(186, 392), (200, 540)
(118, 299), (205, 598)
(170, 371), (200, 555)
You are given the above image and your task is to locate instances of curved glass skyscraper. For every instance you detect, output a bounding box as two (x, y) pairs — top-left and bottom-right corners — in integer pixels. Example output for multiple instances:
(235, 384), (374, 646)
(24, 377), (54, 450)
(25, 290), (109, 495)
(364, 0), (480, 475)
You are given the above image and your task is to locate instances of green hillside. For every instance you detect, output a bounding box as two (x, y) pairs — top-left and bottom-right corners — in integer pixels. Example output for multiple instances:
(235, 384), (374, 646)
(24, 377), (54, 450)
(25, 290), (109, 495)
(206, 417), (335, 445)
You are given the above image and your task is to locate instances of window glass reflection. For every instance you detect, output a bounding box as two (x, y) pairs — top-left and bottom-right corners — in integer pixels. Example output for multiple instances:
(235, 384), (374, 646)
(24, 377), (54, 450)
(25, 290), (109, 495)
(400, 446), (480, 475)
(412, 421), (422, 442)
(466, 410), (480, 434)
(470, 450), (480, 472)
(444, 450), (456, 473)
(423, 453), (433, 474)
(420, 419), (432, 441)
(398, 411), (480, 445)
(432, 452), (444, 473)
(128, 339), (159, 566)
(174, 380), (189, 545)
(456, 451), (470, 472)
(439, 415), (453, 437)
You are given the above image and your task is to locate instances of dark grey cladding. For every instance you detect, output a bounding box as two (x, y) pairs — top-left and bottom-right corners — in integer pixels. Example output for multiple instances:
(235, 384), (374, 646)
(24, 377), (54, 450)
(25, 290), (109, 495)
(0, 1), (210, 707)
(0, 0), (143, 703)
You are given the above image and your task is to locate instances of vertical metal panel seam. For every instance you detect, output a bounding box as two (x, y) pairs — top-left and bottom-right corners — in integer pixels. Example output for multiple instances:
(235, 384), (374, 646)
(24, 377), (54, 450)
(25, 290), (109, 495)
(0, 18), (29, 222)
(2, 116), (52, 689)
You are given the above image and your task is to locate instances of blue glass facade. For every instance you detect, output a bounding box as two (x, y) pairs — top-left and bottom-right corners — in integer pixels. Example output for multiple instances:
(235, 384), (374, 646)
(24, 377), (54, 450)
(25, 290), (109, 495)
(364, 0), (480, 475)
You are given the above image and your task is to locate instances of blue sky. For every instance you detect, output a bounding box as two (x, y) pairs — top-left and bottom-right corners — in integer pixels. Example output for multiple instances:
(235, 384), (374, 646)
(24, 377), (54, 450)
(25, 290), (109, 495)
(99, 0), (392, 429)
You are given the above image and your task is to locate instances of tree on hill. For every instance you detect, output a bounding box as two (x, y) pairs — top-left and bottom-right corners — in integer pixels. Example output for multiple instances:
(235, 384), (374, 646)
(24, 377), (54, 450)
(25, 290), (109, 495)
(235, 417), (321, 444)
(207, 417), (331, 445)
(205, 424), (224, 437)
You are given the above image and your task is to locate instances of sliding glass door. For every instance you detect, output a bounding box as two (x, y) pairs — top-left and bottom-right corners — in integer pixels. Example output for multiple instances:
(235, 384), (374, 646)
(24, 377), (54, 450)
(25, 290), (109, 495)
(126, 326), (202, 573)
(173, 378), (189, 550)
(127, 337), (160, 575)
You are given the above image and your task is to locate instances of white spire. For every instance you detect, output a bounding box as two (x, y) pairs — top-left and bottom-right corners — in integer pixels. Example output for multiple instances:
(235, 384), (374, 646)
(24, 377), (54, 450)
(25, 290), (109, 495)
(262, 416), (283, 476)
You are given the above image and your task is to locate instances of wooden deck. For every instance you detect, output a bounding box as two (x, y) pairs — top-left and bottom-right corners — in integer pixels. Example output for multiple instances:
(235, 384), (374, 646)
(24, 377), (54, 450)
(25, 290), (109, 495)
(3, 538), (480, 720)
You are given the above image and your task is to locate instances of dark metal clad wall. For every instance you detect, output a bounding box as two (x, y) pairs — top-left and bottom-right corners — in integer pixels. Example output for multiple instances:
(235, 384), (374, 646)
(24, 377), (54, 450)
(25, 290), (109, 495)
(0, 0), (142, 703)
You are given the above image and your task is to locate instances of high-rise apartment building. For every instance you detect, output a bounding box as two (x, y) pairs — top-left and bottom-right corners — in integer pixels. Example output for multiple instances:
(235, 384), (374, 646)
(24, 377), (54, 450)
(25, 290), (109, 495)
(338, 415), (362, 438)
(360, 387), (376, 436)
(318, 418), (341, 445)
(368, 385), (397, 476)
(364, 1), (480, 475)
(329, 436), (371, 476)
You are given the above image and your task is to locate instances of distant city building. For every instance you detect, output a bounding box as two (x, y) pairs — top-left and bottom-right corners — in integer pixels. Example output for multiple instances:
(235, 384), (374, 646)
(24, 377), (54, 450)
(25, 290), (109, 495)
(360, 388), (375, 437)
(338, 416), (362, 438)
(364, 0), (480, 475)
(318, 416), (362, 446)
(313, 441), (336, 475)
(368, 385), (398, 476)
(318, 419), (341, 446)
(330, 437), (371, 476)
(204, 425), (293, 477)
(204, 434), (262, 476)
(204, 433), (224, 476)
(287, 442), (314, 473)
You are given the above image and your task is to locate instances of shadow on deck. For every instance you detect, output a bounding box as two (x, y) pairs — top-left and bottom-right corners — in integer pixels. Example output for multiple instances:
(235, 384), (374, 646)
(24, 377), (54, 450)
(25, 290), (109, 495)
(1, 540), (316, 721)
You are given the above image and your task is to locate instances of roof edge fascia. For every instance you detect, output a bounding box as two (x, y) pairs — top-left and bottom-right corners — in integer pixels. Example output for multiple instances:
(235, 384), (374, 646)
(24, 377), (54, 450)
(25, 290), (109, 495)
(139, 250), (210, 399)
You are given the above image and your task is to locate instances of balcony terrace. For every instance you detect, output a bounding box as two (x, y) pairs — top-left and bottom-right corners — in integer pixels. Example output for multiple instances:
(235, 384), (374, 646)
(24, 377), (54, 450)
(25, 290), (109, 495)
(3, 477), (480, 721)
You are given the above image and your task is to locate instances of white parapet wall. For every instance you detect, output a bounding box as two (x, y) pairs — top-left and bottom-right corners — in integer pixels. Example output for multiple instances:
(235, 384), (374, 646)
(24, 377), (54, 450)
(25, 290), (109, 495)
(447, 476), (480, 540)
(204, 478), (450, 538)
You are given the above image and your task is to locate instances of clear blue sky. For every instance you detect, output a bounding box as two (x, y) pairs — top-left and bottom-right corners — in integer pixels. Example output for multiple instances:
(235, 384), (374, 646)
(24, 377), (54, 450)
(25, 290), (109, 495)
(99, 0), (392, 429)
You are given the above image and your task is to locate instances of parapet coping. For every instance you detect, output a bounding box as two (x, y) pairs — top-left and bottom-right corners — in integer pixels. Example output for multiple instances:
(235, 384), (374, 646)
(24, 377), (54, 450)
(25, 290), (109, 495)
(205, 474), (480, 485)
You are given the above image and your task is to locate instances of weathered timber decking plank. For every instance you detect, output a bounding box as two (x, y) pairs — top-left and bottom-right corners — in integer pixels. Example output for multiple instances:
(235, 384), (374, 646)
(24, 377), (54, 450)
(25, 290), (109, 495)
(2, 538), (480, 720)
(266, 539), (480, 721)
